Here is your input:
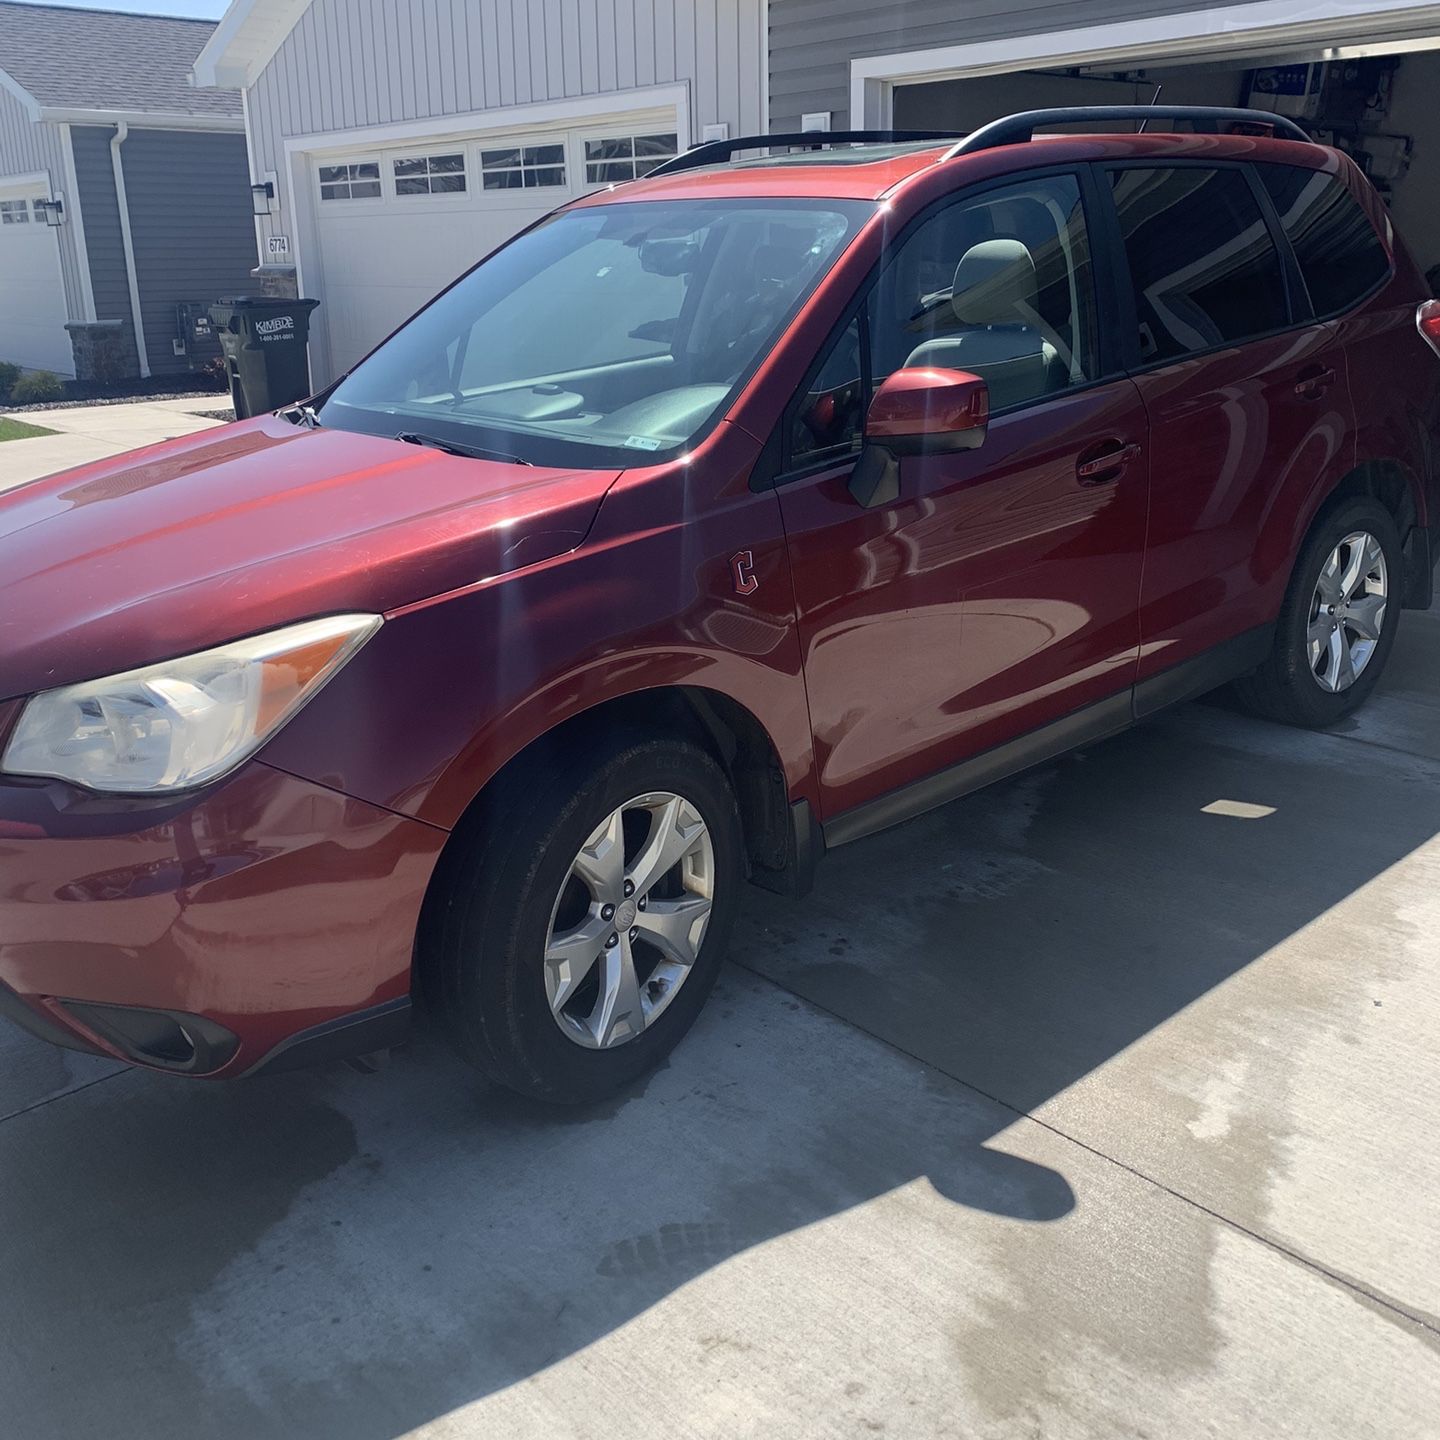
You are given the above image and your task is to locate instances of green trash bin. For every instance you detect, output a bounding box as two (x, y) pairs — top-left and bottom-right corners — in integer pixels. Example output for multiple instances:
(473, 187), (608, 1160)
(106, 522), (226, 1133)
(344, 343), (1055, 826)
(209, 297), (320, 419)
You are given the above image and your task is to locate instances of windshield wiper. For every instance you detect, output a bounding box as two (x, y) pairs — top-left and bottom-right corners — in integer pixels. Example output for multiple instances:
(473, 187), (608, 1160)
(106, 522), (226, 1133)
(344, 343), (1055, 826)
(394, 431), (534, 466)
(282, 403), (321, 428)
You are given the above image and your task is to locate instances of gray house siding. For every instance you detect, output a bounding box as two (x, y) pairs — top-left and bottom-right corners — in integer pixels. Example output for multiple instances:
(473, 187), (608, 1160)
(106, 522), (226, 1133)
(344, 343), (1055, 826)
(0, 82), (86, 321)
(70, 125), (254, 377)
(768, 0), (1246, 130)
(244, 0), (766, 258)
(70, 125), (139, 371)
(120, 129), (256, 376)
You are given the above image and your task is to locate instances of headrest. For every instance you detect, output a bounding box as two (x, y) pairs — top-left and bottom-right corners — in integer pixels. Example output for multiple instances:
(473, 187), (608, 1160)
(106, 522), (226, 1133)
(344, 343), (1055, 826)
(951, 239), (1039, 327)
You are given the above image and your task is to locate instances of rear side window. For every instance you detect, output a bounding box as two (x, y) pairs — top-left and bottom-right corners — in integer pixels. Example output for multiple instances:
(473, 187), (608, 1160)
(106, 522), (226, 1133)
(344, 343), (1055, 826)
(1110, 166), (1289, 363)
(1256, 165), (1390, 317)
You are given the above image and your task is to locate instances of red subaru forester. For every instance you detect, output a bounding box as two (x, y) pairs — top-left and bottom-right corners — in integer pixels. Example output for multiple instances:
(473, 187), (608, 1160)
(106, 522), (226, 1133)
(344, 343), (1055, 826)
(3, 107), (1437, 1102)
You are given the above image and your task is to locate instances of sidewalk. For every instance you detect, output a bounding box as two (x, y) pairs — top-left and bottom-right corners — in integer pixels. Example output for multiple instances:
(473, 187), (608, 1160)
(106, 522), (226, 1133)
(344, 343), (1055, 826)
(0, 396), (231, 495)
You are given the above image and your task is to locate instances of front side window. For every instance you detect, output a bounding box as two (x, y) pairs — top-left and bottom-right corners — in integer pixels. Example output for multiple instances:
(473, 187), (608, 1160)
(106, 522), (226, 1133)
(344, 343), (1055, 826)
(1110, 166), (1288, 362)
(480, 144), (566, 190)
(1256, 164), (1391, 317)
(319, 161), (381, 201)
(394, 152), (467, 196)
(320, 198), (871, 468)
(788, 172), (1099, 468)
(0, 198), (32, 224)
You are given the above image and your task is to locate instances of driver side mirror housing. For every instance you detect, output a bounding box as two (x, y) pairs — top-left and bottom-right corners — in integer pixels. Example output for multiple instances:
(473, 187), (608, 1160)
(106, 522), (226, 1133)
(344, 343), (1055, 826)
(849, 367), (989, 509)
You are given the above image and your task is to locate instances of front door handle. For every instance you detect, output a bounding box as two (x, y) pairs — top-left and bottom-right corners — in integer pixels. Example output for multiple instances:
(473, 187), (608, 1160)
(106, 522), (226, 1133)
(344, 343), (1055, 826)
(1077, 441), (1142, 486)
(1295, 365), (1338, 399)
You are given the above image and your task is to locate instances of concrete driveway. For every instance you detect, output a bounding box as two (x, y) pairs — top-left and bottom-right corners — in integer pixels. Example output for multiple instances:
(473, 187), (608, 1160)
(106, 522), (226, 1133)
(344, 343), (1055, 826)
(2, 608), (1437, 1439)
(0, 396), (228, 492)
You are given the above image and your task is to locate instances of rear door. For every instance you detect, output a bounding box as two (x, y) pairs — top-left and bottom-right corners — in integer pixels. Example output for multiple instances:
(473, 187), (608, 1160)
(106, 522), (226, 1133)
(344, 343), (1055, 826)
(1104, 161), (1356, 703)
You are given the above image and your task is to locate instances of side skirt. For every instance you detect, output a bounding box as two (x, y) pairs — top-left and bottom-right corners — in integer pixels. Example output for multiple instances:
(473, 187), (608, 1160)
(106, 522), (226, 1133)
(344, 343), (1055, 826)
(821, 625), (1274, 851)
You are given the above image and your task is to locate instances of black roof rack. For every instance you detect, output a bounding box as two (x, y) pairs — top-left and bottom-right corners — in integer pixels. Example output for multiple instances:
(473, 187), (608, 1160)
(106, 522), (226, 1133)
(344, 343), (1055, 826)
(944, 105), (1311, 156)
(645, 130), (969, 178)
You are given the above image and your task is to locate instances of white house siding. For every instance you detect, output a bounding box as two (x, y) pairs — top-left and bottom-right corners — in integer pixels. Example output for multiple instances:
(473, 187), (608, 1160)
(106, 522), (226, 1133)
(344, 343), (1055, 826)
(0, 83), (86, 332)
(245, 0), (767, 262)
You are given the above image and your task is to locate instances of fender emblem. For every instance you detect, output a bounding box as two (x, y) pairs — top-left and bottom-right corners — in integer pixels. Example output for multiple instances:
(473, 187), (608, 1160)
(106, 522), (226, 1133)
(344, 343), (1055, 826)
(731, 550), (758, 596)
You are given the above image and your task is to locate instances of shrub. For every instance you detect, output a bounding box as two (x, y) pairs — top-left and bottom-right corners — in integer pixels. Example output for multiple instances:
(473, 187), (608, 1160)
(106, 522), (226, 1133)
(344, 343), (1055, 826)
(8, 370), (66, 405)
(0, 361), (21, 404)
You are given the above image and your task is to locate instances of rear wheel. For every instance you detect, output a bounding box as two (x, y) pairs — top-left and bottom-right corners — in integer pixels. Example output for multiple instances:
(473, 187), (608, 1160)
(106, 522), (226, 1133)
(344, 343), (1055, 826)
(1233, 497), (1402, 727)
(421, 732), (743, 1104)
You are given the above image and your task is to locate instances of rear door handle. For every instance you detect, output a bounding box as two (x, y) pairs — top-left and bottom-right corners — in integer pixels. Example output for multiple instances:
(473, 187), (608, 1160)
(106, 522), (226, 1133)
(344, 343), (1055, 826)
(1295, 365), (1338, 399)
(1077, 441), (1142, 486)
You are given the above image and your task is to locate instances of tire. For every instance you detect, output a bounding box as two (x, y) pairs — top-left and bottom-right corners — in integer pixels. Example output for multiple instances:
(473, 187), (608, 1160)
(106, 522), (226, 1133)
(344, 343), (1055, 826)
(1232, 496), (1403, 728)
(420, 730), (743, 1104)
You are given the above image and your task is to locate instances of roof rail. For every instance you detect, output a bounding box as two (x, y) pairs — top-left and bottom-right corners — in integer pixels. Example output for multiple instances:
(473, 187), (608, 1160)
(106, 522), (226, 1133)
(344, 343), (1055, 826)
(944, 106), (1311, 158)
(646, 130), (969, 178)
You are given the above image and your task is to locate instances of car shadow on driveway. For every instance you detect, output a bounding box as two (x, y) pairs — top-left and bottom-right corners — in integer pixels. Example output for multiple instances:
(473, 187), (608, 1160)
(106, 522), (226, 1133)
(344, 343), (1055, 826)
(1, 620), (1437, 1438)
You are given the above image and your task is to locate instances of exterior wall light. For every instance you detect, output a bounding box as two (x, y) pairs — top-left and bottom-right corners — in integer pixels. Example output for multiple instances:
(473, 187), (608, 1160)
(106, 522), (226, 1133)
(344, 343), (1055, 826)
(250, 180), (276, 216)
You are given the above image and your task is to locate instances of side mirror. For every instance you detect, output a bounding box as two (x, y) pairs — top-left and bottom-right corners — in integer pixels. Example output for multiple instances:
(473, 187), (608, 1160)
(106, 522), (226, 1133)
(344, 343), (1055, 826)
(849, 367), (989, 508)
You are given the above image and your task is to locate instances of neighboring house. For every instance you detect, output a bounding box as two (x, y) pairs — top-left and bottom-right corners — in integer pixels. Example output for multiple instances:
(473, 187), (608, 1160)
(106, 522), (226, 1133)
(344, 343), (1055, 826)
(191, 0), (765, 384)
(0, 1), (256, 381)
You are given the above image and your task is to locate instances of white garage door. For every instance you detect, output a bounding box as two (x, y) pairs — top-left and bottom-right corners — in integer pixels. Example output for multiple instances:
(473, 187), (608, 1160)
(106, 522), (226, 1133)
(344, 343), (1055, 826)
(0, 184), (73, 376)
(308, 116), (679, 378)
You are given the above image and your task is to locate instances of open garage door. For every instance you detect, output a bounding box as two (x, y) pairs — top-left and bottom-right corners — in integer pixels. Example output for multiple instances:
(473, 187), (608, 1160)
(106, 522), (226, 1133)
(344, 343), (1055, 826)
(306, 111), (680, 380)
(856, 6), (1440, 281)
(0, 182), (74, 377)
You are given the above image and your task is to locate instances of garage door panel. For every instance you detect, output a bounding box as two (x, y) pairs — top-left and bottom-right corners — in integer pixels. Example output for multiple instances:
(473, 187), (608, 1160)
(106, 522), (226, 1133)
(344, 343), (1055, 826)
(310, 118), (678, 376)
(0, 190), (73, 377)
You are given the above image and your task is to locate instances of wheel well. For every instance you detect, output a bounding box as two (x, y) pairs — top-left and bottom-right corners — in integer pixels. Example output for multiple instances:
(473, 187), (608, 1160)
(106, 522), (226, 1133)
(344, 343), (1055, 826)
(1314, 461), (1431, 608)
(447, 686), (801, 891)
(1318, 461), (1418, 535)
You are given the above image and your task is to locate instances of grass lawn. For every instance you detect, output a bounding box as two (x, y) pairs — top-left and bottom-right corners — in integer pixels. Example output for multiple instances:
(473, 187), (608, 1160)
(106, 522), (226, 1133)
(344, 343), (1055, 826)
(0, 416), (56, 442)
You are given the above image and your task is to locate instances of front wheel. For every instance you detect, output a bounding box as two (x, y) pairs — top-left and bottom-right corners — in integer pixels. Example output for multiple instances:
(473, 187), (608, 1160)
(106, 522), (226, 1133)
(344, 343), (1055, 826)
(1233, 497), (1402, 728)
(421, 732), (743, 1104)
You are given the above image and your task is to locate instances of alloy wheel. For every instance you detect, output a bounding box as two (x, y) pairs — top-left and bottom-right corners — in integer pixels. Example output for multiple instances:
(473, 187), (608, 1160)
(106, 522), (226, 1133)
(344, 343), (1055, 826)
(544, 792), (715, 1049)
(1306, 531), (1388, 694)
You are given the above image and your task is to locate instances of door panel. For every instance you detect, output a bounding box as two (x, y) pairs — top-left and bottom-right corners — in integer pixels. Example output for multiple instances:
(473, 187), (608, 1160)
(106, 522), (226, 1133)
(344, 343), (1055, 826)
(780, 378), (1148, 820)
(1101, 162), (1358, 679)
(1134, 324), (1352, 678)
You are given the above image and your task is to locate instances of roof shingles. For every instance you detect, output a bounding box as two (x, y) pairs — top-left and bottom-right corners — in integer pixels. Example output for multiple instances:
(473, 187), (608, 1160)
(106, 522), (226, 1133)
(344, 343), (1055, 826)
(0, 1), (241, 117)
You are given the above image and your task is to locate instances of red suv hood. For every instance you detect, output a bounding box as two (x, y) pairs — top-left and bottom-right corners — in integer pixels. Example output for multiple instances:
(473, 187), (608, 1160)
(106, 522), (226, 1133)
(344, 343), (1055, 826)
(0, 416), (618, 702)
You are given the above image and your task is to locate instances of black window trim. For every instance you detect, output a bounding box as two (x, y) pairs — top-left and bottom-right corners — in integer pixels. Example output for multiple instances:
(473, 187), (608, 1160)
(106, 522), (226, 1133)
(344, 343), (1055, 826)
(1249, 158), (1397, 325)
(768, 162), (1126, 489)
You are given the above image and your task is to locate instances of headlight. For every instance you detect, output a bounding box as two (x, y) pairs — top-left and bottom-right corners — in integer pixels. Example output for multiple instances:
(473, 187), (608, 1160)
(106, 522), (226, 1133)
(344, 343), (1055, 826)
(2, 614), (381, 794)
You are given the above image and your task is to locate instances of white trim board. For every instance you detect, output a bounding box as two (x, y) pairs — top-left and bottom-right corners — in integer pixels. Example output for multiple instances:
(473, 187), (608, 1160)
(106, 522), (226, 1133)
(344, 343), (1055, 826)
(849, 0), (1440, 126)
(0, 170), (52, 197)
(281, 83), (694, 161)
(59, 126), (96, 323)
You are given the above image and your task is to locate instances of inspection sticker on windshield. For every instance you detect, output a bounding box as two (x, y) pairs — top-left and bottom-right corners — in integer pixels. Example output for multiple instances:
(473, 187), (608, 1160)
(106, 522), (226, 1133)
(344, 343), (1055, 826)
(624, 436), (664, 451)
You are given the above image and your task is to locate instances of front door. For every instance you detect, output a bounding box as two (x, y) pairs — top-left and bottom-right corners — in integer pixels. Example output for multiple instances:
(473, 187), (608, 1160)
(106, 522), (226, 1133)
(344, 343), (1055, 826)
(774, 172), (1150, 825)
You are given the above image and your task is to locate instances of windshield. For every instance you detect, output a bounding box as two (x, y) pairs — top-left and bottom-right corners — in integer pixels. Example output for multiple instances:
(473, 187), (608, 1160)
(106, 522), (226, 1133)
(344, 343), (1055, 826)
(317, 197), (872, 468)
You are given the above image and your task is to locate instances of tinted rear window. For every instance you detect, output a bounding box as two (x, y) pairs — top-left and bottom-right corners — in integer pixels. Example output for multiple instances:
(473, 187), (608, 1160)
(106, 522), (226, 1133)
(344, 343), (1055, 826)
(1110, 166), (1289, 363)
(1256, 164), (1391, 317)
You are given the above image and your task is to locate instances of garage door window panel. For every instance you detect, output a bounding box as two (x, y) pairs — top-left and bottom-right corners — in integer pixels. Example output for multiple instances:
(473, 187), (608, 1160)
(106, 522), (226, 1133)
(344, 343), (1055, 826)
(1255, 164), (1392, 318)
(585, 133), (679, 184)
(1, 199), (33, 225)
(1109, 166), (1290, 364)
(480, 144), (566, 190)
(394, 153), (467, 196)
(319, 161), (381, 201)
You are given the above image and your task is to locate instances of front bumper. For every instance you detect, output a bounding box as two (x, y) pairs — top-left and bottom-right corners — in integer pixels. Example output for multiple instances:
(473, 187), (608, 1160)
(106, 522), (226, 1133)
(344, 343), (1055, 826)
(0, 760), (446, 1076)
